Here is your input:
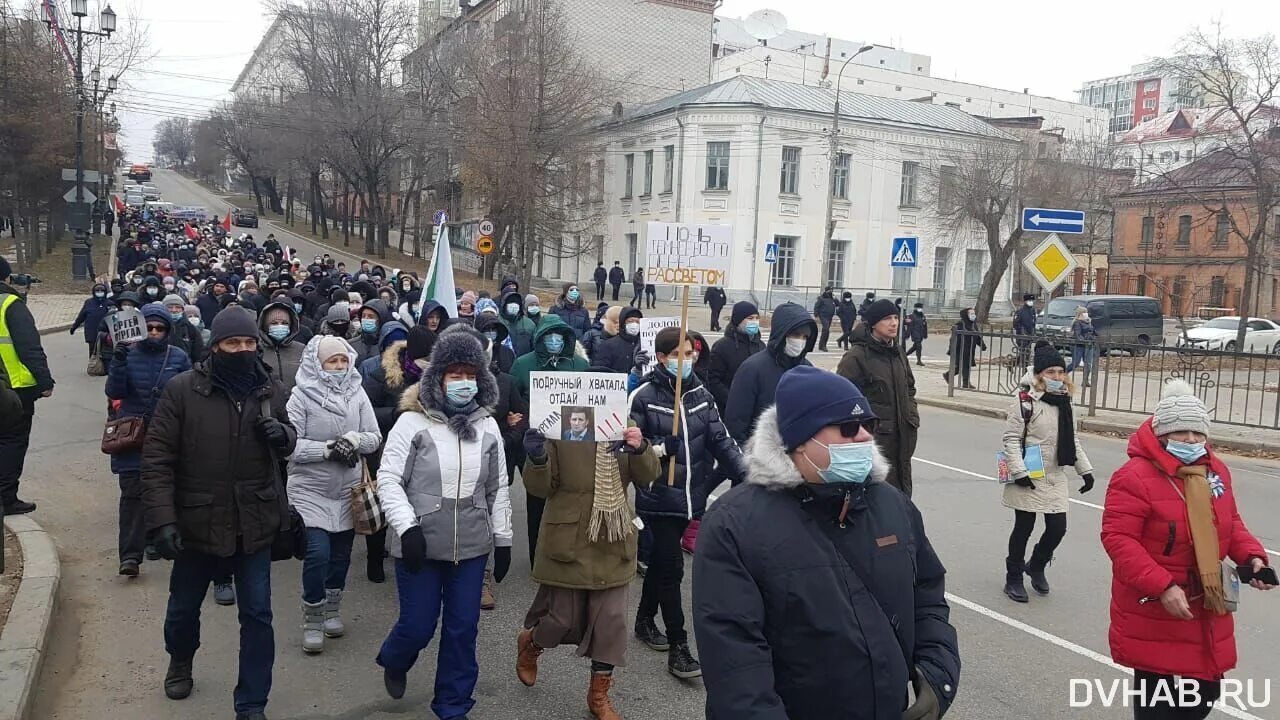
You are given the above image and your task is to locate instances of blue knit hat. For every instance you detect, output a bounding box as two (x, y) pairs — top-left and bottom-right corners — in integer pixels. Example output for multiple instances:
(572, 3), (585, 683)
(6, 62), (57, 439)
(775, 366), (876, 451)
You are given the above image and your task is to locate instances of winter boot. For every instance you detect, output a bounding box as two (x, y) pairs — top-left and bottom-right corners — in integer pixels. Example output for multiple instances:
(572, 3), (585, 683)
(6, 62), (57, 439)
(634, 617), (669, 651)
(323, 588), (345, 638)
(588, 671), (624, 720)
(214, 582), (236, 606)
(517, 628), (543, 687)
(145, 545), (161, 561)
(119, 559), (140, 577)
(367, 554), (385, 584)
(667, 642), (702, 679)
(302, 600), (325, 654)
(1026, 548), (1053, 596)
(480, 568), (496, 610)
(163, 655), (194, 700)
(1003, 558), (1029, 603)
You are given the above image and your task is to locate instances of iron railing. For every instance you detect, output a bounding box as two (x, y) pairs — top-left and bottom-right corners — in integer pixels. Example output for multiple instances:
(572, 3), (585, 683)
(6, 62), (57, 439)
(945, 330), (1280, 430)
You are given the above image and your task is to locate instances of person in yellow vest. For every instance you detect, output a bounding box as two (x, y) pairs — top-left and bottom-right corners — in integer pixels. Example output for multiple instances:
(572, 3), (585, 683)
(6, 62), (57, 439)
(0, 256), (54, 515)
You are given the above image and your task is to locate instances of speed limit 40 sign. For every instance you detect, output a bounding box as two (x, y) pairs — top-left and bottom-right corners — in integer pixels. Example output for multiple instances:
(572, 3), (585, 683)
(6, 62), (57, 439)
(478, 219), (495, 236)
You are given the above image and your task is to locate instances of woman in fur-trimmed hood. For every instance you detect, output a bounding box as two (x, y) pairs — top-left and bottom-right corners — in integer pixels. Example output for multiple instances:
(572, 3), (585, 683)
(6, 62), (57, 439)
(374, 325), (513, 713)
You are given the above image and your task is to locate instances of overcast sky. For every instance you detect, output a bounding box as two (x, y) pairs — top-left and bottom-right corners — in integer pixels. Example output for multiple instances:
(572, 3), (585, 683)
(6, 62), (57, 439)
(113, 0), (1280, 163)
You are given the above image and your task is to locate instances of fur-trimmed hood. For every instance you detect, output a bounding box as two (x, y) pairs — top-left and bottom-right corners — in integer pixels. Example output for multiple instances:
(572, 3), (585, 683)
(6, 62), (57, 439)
(380, 339), (409, 390)
(743, 406), (890, 489)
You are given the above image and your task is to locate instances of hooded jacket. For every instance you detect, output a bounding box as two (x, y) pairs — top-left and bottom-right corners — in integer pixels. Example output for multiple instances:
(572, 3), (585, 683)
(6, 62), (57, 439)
(1102, 419), (1266, 679)
(594, 306), (644, 374)
(813, 290), (838, 321)
(258, 301), (306, 395)
(498, 290), (536, 356)
(706, 325), (765, 414)
(724, 302), (816, 444)
(72, 285), (113, 345)
(549, 287), (591, 339)
(508, 314), (590, 402)
(375, 330), (514, 563)
(285, 336), (382, 533)
(419, 300), (450, 333)
(474, 313), (516, 374)
(693, 407), (960, 720)
(353, 299), (393, 365)
(947, 309), (986, 365)
(105, 305), (192, 474)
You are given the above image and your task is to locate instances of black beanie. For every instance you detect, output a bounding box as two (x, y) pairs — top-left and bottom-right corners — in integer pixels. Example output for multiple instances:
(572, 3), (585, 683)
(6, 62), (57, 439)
(0, 255), (10, 281)
(406, 325), (436, 361)
(209, 306), (259, 346)
(1033, 340), (1065, 374)
(862, 298), (898, 327)
(1023, 293), (1037, 302)
(731, 301), (758, 328)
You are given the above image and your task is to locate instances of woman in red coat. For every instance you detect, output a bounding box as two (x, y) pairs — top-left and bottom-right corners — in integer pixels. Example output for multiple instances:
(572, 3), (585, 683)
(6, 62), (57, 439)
(1102, 380), (1274, 719)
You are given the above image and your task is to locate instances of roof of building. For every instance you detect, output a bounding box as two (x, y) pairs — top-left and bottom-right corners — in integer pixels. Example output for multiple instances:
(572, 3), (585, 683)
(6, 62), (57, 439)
(1118, 105), (1280, 144)
(613, 75), (1014, 140)
(1116, 144), (1279, 198)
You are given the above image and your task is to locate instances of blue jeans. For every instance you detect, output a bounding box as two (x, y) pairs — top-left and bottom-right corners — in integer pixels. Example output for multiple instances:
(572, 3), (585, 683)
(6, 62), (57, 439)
(163, 546), (274, 714)
(1066, 345), (1096, 375)
(302, 528), (355, 604)
(377, 555), (486, 720)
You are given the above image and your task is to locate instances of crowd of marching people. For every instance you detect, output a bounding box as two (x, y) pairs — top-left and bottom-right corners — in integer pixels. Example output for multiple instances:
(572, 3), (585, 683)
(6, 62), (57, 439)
(7, 198), (1256, 720)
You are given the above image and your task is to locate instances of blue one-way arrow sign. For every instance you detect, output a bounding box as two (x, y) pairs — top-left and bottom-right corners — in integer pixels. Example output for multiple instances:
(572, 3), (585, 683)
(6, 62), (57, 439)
(1022, 207), (1086, 234)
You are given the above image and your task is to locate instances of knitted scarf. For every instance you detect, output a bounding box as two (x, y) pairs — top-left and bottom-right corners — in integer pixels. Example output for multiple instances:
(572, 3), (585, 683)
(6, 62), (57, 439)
(1038, 391), (1077, 467)
(587, 442), (634, 544)
(1176, 464), (1229, 615)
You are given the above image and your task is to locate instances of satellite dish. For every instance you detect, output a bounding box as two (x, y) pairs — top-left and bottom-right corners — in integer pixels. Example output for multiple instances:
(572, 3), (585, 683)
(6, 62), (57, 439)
(744, 9), (788, 44)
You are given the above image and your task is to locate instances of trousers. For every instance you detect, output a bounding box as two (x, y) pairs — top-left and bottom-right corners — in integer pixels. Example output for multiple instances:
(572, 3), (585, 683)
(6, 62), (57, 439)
(0, 390), (37, 504)
(636, 515), (689, 645)
(117, 473), (146, 563)
(1008, 510), (1067, 563)
(302, 528), (354, 604)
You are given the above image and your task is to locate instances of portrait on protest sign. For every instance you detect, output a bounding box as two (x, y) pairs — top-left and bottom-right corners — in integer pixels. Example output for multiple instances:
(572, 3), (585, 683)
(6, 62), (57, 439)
(561, 406), (595, 442)
(529, 372), (629, 442)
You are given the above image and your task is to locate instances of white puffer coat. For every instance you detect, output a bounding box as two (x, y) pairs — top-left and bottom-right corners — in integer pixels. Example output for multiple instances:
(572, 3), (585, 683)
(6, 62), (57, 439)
(1001, 373), (1093, 514)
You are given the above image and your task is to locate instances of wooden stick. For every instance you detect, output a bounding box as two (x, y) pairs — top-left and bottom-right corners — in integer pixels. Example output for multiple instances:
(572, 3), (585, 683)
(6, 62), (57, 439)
(667, 285), (690, 486)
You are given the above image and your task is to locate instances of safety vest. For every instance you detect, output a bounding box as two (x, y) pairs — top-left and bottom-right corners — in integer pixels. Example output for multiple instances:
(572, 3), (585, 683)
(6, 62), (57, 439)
(0, 293), (37, 389)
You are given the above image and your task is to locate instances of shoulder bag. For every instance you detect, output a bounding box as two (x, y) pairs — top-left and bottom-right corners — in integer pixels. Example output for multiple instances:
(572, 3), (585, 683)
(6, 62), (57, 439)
(100, 347), (169, 455)
(261, 397), (307, 562)
(351, 459), (387, 535)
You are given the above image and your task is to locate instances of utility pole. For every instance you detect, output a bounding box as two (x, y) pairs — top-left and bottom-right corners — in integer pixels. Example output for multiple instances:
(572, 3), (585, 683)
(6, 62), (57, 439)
(821, 45), (874, 287)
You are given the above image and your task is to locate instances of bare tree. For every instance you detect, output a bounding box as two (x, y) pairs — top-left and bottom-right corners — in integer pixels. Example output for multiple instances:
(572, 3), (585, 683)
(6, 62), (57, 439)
(208, 96), (287, 214)
(152, 117), (194, 167)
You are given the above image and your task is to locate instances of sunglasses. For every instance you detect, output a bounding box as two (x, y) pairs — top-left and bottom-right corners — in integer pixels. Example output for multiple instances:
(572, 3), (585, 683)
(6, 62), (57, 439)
(146, 324), (168, 333)
(837, 418), (879, 437)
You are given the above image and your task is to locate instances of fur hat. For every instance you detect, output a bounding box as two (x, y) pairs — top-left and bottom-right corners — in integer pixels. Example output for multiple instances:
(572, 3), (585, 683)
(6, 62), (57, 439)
(418, 326), (499, 441)
(1152, 380), (1211, 438)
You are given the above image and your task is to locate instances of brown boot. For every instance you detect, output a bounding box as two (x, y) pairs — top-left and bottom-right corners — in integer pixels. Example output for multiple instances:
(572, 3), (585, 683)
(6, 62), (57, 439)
(480, 569), (496, 610)
(588, 671), (623, 720)
(516, 629), (542, 687)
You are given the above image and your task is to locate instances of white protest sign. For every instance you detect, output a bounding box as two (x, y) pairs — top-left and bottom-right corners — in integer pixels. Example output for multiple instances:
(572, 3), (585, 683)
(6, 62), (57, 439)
(644, 222), (731, 286)
(639, 316), (680, 374)
(107, 307), (145, 345)
(529, 372), (630, 442)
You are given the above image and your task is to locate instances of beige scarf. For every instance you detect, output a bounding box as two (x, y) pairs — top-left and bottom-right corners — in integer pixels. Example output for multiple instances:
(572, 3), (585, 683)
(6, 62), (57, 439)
(1177, 465), (1229, 616)
(587, 442), (635, 543)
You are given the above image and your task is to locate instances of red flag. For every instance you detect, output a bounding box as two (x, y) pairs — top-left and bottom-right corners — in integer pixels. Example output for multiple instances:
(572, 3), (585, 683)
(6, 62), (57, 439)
(185, 223), (199, 240)
(223, 211), (232, 231)
(113, 195), (125, 213)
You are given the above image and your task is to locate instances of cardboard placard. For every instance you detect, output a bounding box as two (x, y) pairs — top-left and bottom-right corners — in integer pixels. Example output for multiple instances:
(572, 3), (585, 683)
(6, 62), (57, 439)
(529, 372), (629, 442)
(639, 316), (681, 374)
(107, 307), (145, 345)
(644, 222), (731, 286)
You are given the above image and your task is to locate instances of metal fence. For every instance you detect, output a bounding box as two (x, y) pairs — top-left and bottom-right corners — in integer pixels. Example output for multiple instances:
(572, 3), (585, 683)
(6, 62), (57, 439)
(945, 330), (1280, 430)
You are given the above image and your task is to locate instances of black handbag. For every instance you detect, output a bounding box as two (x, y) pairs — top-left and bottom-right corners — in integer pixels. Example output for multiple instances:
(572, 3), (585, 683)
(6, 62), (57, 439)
(260, 398), (306, 561)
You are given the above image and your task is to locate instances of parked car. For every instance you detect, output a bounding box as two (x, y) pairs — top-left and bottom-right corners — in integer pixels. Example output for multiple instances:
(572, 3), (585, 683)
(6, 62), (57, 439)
(1040, 294), (1164, 355)
(232, 207), (258, 228)
(1176, 316), (1280, 354)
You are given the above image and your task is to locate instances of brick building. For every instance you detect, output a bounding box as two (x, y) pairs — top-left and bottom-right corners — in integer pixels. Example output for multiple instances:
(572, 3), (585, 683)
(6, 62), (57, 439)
(1111, 149), (1279, 319)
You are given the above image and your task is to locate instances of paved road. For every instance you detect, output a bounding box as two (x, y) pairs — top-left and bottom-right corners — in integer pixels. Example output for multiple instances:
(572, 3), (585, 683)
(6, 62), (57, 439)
(23, 171), (1280, 720)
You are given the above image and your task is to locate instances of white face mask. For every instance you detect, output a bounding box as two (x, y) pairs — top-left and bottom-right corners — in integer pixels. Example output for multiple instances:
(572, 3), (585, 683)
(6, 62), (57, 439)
(1026, 300), (1036, 307)
(625, 322), (640, 336)
(967, 311), (977, 322)
(784, 337), (807, 358)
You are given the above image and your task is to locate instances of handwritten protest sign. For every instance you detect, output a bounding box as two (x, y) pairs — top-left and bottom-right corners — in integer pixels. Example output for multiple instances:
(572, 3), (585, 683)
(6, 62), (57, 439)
(644, 222), (731, 286)
(107, 307), (145, 346)
(529, 372), (629, 442)
(638, 317), (680, 374)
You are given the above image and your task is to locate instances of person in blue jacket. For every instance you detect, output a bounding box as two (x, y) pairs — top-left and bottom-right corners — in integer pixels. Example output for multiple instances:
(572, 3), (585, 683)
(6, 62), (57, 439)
(71, 282), (114, 358)
(105, 303), (191, 577)
(723, 302), (816, 445)
(693, 366), (960, 720)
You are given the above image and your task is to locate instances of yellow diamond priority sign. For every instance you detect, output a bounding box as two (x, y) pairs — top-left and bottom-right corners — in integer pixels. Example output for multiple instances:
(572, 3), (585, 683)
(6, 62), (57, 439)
(1022, 233), (1078, 293)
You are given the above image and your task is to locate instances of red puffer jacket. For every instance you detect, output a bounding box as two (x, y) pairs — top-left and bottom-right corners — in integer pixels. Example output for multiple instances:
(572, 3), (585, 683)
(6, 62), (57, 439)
(1101, 418), (1267, 679)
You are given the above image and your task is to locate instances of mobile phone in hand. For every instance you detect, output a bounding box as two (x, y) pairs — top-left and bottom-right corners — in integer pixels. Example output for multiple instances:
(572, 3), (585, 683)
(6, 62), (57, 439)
(1239, 565), (1279, 586)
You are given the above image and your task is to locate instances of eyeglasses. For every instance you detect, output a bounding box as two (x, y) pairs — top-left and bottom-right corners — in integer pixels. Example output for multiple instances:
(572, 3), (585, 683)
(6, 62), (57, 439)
(837, 418), (879, 437)
(145, 324), (167, 333)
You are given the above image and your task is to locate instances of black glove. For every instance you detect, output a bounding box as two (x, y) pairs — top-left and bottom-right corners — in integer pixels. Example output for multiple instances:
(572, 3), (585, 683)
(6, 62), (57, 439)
(1079, 473), (1095, 494)
(631, 350), (650, 372)
(1013, 475), (1036, 490)
(523, 429), (546, 461)
(153, 523), (183, 560)
(69, 327), (76, 335)
(493, 546), (511, 583)
(400, 526), (427, 573)
(330, 438), (359, 468)
(113, 343), (129, 361)
(658, 436), (680, 458)
(902, 666), (941, 720)
(255, 416), (290, 450)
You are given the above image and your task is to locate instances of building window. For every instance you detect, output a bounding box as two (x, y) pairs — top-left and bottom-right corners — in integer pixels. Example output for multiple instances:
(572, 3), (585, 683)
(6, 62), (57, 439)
(1209, 276), (1226, 307)
(1143, 98), (1156, 110)
(964, 249), (985, 293)
(1037, 141), (1047, 158)
(642, 150), (653, 197)
(593, 160), (604, 202)
(706, 141), (730, 191)
(770, 235), (797, 286)
(623, 154), (634, 199)
(833, 153), (850, 200)
(826, 240), (848, 287)
(1136, 275), (1147, 296)
(900, 161), (919, 207)
(1171, 277), (1185, 315)
(932, 247), (950, 291)
(626, 232), (639, 270)
(1214, 210), (1230, 248)
(1140, 215), (1154, 248)
(1176, 214), (1191, 247)
(938, 164), (958, 207)
(594, 234), (604, 264)
(662, 145), (674, 193)
(780, 146), (800, 195)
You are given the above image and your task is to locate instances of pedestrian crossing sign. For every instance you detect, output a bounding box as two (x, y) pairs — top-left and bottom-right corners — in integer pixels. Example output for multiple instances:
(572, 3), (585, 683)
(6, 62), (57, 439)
(764, 242), (778, 264)
(890, 236), (918, 267)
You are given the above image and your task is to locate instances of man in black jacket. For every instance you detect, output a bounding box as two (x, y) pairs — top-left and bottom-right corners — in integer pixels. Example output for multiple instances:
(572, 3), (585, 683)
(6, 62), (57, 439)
(724, 302), (816, 445)
(703, 285), (727, 331)
(592, 261), (607, 301)
(693, 366), (959, 720)
(607, 261), (625, 301)
(0, 258), (54, 515)
(594, 306), (643, 373)
(1013, 292), (1038, 365)
(705, 301), (763, 414)
(812, 286), (838, 352)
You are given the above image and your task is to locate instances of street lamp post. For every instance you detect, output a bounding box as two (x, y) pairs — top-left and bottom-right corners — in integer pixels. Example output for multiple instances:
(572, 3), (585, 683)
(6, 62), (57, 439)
(88, 70), (117, 235)
(821, 45), (875, 289)
(67, 0), (116, 279)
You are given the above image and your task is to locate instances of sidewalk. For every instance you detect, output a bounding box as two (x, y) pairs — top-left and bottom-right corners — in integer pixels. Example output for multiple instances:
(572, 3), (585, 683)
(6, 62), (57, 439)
(26, 294), (82, 334)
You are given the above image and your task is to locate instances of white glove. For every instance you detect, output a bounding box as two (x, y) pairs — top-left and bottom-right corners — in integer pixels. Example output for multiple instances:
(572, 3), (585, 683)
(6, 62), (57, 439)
(341, 431), (362, 451)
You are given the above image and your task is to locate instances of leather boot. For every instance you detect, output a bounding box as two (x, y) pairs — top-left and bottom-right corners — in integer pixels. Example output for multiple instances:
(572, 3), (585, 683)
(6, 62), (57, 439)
(1004, 558), (1029, 603)
(480, 568), (496, 610)
(588, 671), (624, 720)
(1026, 547), (1053, 595)
(517, 629), (543, 687)
(163, 656), (194, 700)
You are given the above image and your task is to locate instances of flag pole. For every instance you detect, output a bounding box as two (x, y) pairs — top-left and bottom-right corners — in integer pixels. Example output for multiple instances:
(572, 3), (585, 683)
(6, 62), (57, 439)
(667, 284), (690, 486)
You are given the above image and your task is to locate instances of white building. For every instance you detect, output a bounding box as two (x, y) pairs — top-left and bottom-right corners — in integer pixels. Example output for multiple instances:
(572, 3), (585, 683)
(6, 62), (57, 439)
(230, 14), (299, 103)
(1078, 59), (1206, 134)
(712, 16), (931, 77)
(541, 76), (1019, 311)
(1116, 105), (1280, 183)
(715, 46), (1107, 139)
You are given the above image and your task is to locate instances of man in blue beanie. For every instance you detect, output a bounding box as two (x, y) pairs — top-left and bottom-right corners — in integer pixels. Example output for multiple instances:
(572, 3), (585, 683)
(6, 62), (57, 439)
(693, 365), (959, 720)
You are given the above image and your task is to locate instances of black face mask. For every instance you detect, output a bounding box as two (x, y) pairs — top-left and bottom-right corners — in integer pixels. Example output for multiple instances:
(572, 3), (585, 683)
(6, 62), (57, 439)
(328, 322), (350, 337)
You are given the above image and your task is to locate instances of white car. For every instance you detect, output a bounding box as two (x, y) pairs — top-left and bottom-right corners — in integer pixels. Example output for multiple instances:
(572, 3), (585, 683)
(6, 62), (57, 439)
(1177, 316), (1280, 354)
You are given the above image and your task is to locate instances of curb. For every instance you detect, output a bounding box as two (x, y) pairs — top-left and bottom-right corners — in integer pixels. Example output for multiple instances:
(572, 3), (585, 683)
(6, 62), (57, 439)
(0, 514), (61, 720)
(37, 323), (72, 337)
(917, 396), (1009, 420)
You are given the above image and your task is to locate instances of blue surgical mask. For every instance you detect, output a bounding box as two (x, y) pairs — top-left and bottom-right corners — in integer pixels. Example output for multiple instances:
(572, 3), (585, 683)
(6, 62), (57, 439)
(506, 303), (521, 316)
(446, 379), (478, 406)
(1044, 379), (1066, 394)
(360, 319), (378, 334)
(94, 291), (106, 298)
(665, 357), (693, 379)
(268, 325), (290, 342)
(567, 289), (580, 302)
(294, 303), (304, 314)
(324, 368), (347, 380)
(484, 330), (498, 342)
(170, 311), (184, 321)
(806, 440), (876, 484)
(527, 305), (540, 315)
(743, 320), (760, 336)
(543, 334), (564, 354)
(1166, 439), (1208, 464)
